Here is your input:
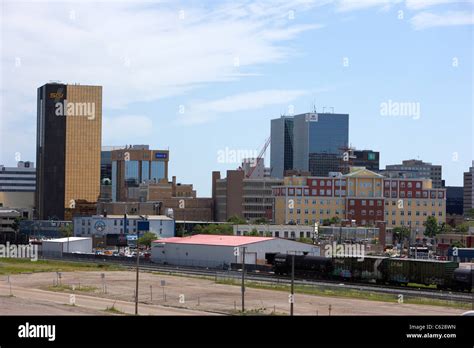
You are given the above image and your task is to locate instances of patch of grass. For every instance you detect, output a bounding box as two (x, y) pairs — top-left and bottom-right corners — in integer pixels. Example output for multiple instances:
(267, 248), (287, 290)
(0, 258), (123, 275)
(216, 278), (471, 310)
(104, 303), (125, 314)
(47, 284), (97, 293)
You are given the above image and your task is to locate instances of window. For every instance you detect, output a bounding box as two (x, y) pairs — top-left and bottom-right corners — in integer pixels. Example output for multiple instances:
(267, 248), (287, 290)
(369, 200), (374, 206)
(400, 182), (405, 188)
(350, 200), (355, 206)
(362, 210), (366, 216)
(275, 231), (279, 237)
(362, 200), (366, 206)
(326, 189), (331, 195)
(407, 182), (412, 188)
(416, 182), (421, 188)
(320, 180), (325, 186)
(320, 189), (324, 195)
(312, 180), (317, 186)
(326, 180), (331, 186)
(300, 232), (304, 238)
(400, 191), (405, 198)
(290, 231), (295, 238)
(284, 231), (288, 238)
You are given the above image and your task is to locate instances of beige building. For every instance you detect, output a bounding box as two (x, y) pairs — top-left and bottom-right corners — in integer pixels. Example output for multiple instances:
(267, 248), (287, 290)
(273, 167), (446, 232)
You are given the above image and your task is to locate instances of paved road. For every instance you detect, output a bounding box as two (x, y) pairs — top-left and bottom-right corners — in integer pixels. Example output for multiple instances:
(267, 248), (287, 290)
(0, 283), (220, 316)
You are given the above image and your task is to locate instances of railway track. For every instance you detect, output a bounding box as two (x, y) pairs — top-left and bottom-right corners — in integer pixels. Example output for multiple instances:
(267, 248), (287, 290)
(41, 255), (473, 303)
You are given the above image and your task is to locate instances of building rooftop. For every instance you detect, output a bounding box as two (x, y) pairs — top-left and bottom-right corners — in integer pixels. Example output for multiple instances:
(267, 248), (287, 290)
(93, 215), (173, 221)
(153, 234), (274, 247)
(42, 237), (91, 243)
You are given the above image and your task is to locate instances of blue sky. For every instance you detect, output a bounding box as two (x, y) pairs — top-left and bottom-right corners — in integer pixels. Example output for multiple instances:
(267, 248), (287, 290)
(0, 0), (472, 196)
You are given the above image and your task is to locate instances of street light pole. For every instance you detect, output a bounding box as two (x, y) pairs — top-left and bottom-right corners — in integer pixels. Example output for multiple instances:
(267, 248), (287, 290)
(241, 247), (246, 313)
(290, 253), (295, 316)
(135, 229), (140, 315)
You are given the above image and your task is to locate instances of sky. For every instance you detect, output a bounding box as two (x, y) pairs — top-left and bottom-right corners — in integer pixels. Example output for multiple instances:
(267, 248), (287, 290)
(0, 0), (473, 197)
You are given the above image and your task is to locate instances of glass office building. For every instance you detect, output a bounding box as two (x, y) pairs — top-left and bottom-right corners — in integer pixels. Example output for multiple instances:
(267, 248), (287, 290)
(271, 113), (349, 178)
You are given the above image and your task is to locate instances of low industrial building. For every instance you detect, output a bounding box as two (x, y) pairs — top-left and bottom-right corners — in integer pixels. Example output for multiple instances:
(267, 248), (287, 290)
(233, 224), (382, 242)
(73, 214), (175, 240)
(151, 234), (319, 268)
(41, 237), (92, 257)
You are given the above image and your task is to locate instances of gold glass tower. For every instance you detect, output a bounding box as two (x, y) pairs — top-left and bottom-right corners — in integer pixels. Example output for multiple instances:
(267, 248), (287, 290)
(36, 83), (102, 220)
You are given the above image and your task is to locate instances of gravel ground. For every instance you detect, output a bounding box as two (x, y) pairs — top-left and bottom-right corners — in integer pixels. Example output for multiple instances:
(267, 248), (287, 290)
(0, 271), (467, 316)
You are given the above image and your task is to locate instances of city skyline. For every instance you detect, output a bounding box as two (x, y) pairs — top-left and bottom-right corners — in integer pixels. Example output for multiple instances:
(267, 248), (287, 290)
(1, 0), (472, 196)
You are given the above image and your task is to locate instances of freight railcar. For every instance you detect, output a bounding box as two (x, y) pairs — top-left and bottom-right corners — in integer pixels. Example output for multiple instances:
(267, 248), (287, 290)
(332, 256), (386, 283)
(378, 258), (459, 288)
(273, 253), (333, 278)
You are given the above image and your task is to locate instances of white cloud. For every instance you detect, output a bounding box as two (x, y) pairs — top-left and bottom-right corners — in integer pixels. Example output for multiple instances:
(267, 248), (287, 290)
(336, 0), (402, 12)
(411, 10), (474, 30)
(405, 0), (456, 10)
(177, 89), (312, 125)
(0, 0), (324, 163)
(102, 115), (153, 145)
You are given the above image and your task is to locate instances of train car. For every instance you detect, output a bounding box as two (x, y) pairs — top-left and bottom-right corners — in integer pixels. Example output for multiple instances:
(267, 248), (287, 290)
(273, 253), (333, 278)
(381, 258), (459, 287)
(452, 268), (473, 292)
(331, 256), (386, 283)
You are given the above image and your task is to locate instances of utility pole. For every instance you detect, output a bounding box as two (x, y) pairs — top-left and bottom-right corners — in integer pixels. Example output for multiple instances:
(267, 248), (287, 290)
(241, 247), (246, 313)
(290, 253), (295, 316)
(135, 229), (140, 315)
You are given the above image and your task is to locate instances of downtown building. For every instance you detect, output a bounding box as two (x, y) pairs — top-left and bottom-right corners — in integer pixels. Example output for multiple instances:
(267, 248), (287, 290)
(0, 161), (36, 219)
(35, 83), (102, 220)
(382, 159), (443, 188)
(272, 167), (446, 233)
(463, 161), (474, 216)
(270, 112), (349, 178)
(110, 146), (169, 202)
(212, 166), (283, 223)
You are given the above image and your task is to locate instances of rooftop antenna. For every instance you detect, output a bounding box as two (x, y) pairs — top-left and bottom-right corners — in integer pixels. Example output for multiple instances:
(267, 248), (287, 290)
(330, 107), (335, 113)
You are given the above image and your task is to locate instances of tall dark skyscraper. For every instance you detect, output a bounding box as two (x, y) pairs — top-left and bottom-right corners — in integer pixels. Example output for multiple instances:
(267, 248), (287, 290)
(36, 83), (102, 220)
(271, 112), (349, 178)
(270, 116), (294, 178)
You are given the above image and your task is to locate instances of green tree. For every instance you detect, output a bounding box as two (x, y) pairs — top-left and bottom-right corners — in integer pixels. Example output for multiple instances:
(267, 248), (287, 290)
(451, 240), (465, 248)
(297, 237), (313, 244)
(456, 223), (469, 234)
(438, 222), (452, 234)
(322, 216), (341, 226)
(423, 216), (439, 238)
(59, 224), (73, 238)
(227, 215), (246, 224)
(392, 226), (410, 245)
(193, 224), (203, 233)
(254, 217), (268, 224)
(248, 228), (259, 236)
(199, 224), (233, 235)
(465, 208), (474, 219)
(137, 232), (157, 248)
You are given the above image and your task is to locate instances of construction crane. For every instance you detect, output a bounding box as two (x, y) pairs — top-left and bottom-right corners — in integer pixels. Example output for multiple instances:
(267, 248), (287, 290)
(246, 136), (271, 178)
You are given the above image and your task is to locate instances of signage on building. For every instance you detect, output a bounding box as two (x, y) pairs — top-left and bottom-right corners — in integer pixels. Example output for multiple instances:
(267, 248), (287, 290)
(368, 153), (376, 161)
(137, 221), (150, 232)
(94, 220), (106, 232)
(155, 153), (167, 159)
(49, 92), (64, 99)
(305, 113), (318, 122)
